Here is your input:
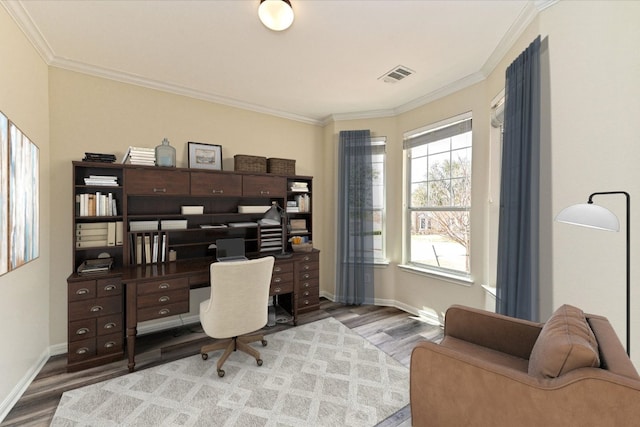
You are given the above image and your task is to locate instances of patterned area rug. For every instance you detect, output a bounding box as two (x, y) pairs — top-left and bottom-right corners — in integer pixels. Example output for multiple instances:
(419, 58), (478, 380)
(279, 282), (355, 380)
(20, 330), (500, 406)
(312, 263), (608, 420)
(51, 317), (409, 426)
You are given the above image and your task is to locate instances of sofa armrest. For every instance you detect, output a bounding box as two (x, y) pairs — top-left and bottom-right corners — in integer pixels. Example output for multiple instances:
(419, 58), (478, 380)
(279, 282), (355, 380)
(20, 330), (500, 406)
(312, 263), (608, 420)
(444, 305), (543, 359)
(410, 341), (640, 427)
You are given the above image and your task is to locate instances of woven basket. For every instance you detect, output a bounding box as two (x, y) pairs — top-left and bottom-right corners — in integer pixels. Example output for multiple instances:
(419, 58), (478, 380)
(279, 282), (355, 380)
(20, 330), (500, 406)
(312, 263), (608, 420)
(234, 155), (267, 173)
(291, 243), (313, 253)
(267, 158), (296, 175)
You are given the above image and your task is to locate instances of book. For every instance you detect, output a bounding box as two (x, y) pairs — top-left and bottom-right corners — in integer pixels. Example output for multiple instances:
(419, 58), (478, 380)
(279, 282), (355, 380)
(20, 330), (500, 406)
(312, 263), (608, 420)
(76, 240), (108, 248)
(107, 222), (116, 246)
(76, 228), (109, 236)
(115, 221), (123, 245)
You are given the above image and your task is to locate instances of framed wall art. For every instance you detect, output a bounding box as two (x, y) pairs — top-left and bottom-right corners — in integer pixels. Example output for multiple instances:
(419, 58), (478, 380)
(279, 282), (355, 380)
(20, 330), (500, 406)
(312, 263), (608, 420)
(188, 142), (222, 170)
(0, 110), (39, 276)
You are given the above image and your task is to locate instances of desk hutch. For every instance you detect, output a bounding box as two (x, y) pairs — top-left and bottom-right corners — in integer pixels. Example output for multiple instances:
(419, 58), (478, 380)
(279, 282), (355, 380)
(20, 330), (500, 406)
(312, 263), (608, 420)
(67, 161), (318, 372)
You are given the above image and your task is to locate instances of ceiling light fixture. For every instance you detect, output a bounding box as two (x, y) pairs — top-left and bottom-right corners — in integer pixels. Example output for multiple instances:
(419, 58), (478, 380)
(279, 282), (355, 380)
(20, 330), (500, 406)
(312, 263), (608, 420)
(258, 0), (294, 31)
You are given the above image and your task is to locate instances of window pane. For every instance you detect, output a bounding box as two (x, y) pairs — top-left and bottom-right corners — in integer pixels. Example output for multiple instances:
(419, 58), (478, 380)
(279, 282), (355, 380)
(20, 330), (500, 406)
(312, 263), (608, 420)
(409, 210), (470, 273)
(427, 139), (450, 155)
(411, 155), (428, 182)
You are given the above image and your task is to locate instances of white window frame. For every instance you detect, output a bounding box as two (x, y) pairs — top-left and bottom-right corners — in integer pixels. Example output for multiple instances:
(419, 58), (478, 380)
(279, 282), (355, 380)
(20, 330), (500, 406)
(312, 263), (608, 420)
(402, 112), (472, 280)
(371, 137), (387, 264)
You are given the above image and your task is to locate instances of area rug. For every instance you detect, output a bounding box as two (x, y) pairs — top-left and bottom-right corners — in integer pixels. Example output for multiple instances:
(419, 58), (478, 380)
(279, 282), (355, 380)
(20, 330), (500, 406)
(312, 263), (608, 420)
(51, 317), (409, 426)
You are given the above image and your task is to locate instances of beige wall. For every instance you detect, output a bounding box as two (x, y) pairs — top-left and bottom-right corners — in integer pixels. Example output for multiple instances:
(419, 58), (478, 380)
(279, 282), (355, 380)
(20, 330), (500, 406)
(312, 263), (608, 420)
(48, 69), (325, 344)
(0, 5), (50, 414)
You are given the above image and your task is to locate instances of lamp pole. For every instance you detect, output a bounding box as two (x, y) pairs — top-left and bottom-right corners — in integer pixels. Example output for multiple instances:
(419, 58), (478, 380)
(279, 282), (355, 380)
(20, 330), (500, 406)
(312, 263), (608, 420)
(588, 192), (630, 356)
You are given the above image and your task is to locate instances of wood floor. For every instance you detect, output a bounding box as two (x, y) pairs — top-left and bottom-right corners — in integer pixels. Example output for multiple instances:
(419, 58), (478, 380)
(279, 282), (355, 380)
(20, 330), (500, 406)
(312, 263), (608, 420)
(1, 299), (443, 427)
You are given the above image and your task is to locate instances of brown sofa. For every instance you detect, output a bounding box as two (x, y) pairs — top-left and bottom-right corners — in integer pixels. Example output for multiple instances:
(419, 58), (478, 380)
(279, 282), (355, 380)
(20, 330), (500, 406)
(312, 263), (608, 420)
(410, 304), (640, 426)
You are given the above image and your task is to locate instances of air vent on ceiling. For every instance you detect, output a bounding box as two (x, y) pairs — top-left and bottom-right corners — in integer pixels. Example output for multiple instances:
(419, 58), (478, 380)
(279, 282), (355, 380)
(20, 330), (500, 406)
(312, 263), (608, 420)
(379, 65), (415, 84)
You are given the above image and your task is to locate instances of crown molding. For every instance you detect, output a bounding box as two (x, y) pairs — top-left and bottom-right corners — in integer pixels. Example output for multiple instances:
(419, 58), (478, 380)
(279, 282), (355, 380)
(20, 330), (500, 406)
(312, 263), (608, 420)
(1, 0), (54, 63)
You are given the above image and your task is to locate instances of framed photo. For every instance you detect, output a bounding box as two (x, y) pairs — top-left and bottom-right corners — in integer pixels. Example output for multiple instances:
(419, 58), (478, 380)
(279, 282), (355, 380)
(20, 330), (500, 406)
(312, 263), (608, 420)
(188, 142), (222, 170)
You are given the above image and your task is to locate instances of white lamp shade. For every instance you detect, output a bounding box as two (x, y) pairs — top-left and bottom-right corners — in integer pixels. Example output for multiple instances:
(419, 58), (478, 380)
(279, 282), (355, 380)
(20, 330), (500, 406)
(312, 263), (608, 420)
(258, 0), (294, 31)
(555, 203), (620, 232)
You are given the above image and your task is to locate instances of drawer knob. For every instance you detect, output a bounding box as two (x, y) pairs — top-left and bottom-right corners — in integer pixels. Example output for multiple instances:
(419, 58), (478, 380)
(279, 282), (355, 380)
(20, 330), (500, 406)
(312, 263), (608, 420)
(104, 341), (116, 349)
(90, 305), (103, 312)
(159, 283), (170, 289)
(76, 347), (89, 355)
(212, 189), (223, 194)
(274, 266), (282, 272)
(303, 282), (310, 288)
(159, 296), (170, 303)
(153, 188), (167, 193)
(76, 327), (90, 335)
(260, 190), (270, 195)
(159, 308), (171, 316)
(273, 277), (281, 283)
(104, 284), (117, 292)
(304, 300), (310, 305)
(274, 287), (281, 293)
(104, 322), (116, 329)
(76, 288), (90, 295)
(303, 265), (310, 270)
(303, 256), (310, 261)
(303, 291), (310, 297)
(302, 273), (310, 279)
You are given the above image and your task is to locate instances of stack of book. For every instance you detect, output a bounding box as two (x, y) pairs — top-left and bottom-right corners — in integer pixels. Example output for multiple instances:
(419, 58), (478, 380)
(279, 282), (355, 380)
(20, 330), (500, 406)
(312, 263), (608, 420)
(75, 222), (123, 248)
(121, 146), (156, 166)
(76, 192), (118, 216)
(83, 152), (116, 163)
(84, 175), (118, 186)
(290, 181), (309, 192)
(287, 193), (310, 213)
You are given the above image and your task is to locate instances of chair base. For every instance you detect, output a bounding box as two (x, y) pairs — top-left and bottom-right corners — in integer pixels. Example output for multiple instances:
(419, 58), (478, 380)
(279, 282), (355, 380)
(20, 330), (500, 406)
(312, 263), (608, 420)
(200, 334), (268, 377)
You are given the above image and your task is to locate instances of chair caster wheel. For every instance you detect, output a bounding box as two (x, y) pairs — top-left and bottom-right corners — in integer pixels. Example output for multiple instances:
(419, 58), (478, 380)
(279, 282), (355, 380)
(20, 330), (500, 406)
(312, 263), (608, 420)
(261, 339), (268, 346)
(201, 353), (208, 360)
(257, 359), (263, 366)
(217, 369), (225, 377)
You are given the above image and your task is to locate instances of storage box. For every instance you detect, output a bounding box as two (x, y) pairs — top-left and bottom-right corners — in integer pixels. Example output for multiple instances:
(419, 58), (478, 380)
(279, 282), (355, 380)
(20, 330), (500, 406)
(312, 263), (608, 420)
(291, 242), (313, 252)
(181, 205), (204, 215)
(234, 155), (267, 173)
(267, 158), (295, 175)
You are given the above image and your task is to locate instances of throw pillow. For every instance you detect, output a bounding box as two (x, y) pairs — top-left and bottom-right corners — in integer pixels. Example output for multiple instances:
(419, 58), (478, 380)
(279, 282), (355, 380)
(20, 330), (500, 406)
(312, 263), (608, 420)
(528, 304), (600, 378)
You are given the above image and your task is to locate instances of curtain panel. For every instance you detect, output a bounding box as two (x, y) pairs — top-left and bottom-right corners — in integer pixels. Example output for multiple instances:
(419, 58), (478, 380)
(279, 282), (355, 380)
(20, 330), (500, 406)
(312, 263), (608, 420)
(336, 130), (375, 305)
(496, 36), (542, 321)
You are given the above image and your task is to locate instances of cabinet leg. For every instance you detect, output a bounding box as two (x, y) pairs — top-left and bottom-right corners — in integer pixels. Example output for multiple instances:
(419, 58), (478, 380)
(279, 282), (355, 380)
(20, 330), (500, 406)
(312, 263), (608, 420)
(127, 326), (137, 372)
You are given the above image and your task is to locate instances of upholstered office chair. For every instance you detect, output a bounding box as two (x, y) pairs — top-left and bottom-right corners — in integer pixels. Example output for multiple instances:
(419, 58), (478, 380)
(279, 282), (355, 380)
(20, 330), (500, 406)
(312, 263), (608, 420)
(199, 256), (274, 377)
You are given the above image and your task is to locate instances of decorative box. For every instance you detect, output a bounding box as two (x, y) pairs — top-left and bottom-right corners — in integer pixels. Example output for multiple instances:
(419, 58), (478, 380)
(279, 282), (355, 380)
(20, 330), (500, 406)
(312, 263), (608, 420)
(234, 155), (267, 173)
(267, 158), (295, 175)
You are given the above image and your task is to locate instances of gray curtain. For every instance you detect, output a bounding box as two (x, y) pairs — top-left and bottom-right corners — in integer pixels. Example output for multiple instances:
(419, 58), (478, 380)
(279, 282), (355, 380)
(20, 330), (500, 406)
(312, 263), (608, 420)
(336, 130), (374, 305)
(496, 36), (541, 321)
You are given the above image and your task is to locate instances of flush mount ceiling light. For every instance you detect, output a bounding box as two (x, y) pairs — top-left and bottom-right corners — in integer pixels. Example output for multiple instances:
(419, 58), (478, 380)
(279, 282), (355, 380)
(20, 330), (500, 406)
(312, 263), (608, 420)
(258, 0), (294, 31)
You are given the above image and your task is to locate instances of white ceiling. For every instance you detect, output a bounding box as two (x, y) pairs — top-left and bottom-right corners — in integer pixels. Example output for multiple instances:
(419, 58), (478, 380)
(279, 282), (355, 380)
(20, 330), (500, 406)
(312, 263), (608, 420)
(4, 0), (553, 125)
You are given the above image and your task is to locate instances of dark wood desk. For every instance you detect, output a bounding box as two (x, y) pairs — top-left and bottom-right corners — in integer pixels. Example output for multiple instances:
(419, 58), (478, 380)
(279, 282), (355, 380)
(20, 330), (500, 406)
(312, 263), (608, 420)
(121, 251), (319, 372)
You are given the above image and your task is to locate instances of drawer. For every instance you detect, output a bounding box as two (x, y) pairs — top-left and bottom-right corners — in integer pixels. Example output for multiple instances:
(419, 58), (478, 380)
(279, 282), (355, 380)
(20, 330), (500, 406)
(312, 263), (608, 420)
(97, 314), (123, 336)
(273, 261), (293, 274)
(137, 277), (189, 296)
(190, 171), (242, 197)
(125, 168), (189, 195)
(271, 271), (293, 286)
(68, 295), (122, 321)
(137, 288), (189, 309)
(297, 295), (320, 311)
(97, 332), (123, 356)
(297, 284), (319, 301)
(298, 269), (319, 281)
(68, 280), (96, 302)
(189, 272), (210, 287)
(68, 338), (96, 363)
(299, 277), (319, 292)
(96, 277), (122, 297)
(298, 261), (319, 273)
(69, 318), (96, 342)
(138, 301), (189, 322)
(270, 280), (293, 296)
(297, 252), (319, 263)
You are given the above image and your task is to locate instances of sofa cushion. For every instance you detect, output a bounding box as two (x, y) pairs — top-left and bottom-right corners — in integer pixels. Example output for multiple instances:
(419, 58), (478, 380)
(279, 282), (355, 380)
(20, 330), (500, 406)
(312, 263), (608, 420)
(528, 304), (600, 378)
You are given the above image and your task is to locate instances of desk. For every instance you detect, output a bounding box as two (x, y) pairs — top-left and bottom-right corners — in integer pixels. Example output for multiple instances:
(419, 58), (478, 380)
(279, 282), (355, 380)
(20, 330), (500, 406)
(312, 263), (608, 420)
(121, 251), (318, 372)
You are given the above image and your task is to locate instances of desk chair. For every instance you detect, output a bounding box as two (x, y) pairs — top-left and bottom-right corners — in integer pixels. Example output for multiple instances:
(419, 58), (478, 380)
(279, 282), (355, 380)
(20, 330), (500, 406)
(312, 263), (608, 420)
(199, 256), (275, 377)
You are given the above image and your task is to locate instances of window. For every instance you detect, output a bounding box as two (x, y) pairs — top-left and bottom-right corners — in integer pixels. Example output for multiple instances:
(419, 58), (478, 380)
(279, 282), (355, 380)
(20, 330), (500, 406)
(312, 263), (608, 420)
(404, 113), (472, 277)
(371, 137), (386, 263)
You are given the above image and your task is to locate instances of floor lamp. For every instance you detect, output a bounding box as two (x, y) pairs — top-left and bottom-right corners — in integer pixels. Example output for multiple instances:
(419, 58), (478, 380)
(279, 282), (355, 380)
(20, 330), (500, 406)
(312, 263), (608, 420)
(555, 191), (631, 356)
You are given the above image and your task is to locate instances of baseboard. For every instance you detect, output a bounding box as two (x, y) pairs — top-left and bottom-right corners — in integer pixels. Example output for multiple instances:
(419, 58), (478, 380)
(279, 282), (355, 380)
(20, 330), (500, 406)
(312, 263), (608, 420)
(0, 347), (50, 423)
(319, 290), (421, 316)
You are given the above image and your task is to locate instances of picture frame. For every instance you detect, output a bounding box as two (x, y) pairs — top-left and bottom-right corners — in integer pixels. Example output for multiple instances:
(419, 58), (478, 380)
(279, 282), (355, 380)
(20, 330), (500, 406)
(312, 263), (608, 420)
(188, 142), (222, 170)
